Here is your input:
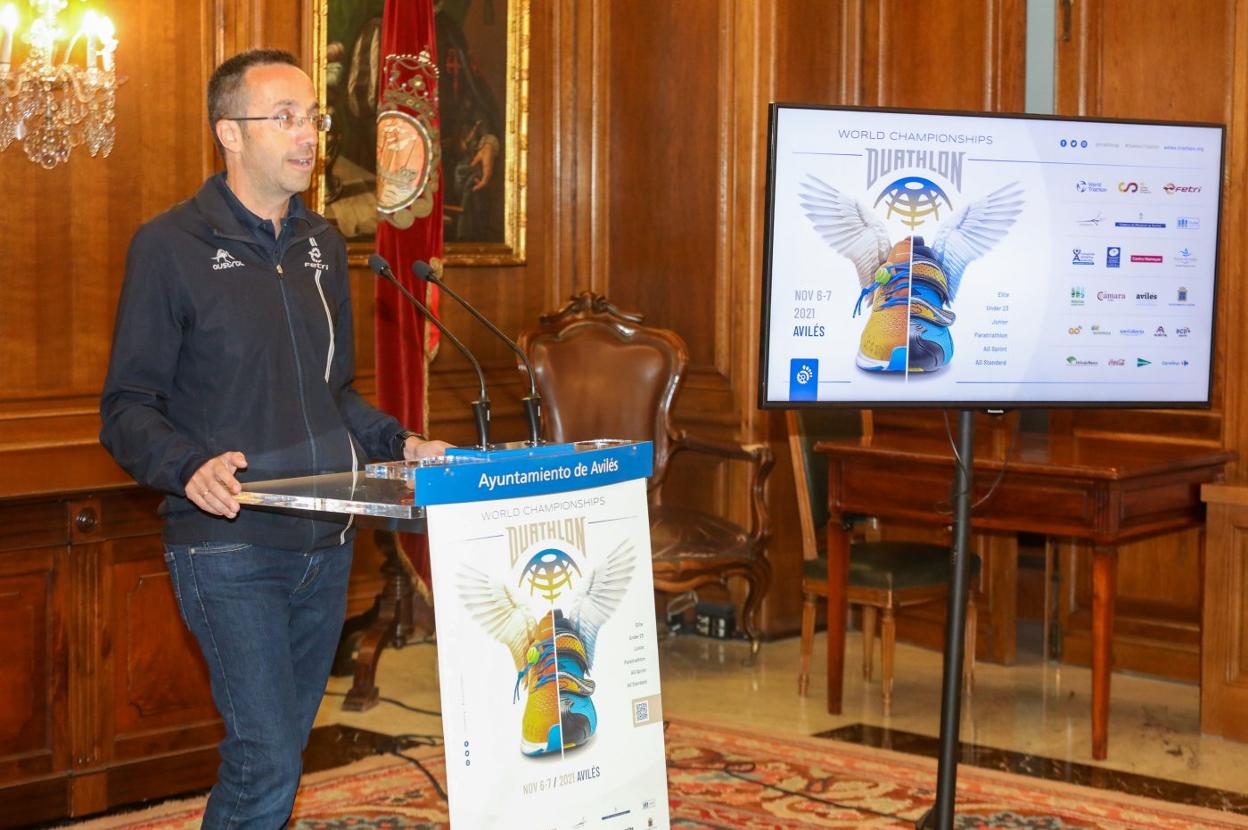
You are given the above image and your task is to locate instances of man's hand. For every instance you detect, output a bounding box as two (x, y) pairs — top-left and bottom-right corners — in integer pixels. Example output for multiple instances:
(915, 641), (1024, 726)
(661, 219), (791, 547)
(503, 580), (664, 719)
(404, 436), (453, 461)
(186, 451), (248, 518)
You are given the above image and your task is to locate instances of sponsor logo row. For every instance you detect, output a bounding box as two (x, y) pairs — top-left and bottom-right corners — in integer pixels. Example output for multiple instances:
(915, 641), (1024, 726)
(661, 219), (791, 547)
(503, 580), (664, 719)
(1069, 285), (1195, 306)
(1074, 180), (1203, 195)
(1073, 211), (1202, 231)
(1071, 246), (1198, 268)
(1065, 356), (1191, 368)
(1066, 324), (1192, 338)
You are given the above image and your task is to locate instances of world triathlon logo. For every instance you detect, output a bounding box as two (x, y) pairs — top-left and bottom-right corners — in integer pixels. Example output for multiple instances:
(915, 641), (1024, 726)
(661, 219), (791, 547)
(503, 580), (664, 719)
(521, 547), (582, 602)
(873, 176), (954, 229)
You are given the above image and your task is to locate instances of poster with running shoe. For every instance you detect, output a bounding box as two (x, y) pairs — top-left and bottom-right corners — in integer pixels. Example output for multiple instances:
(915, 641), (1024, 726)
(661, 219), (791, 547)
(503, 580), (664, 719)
(426, 476), (671, 830)
(762, 104), (1223, 407)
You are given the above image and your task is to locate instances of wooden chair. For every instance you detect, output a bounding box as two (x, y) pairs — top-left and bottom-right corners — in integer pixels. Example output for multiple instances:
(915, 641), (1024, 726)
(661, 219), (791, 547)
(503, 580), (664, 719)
(787, 410), (977, 715)
(518, 293), (774, 651)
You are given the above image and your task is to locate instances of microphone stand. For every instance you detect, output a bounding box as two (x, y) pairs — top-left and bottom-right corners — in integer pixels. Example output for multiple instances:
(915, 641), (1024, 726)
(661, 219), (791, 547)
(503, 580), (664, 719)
(414, 261), (543, 445)
(368, 255), (491, 450)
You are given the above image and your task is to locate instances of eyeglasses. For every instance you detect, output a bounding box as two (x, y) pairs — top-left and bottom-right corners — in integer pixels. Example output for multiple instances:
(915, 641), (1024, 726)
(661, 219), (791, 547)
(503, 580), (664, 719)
(227, 112), (333, 132)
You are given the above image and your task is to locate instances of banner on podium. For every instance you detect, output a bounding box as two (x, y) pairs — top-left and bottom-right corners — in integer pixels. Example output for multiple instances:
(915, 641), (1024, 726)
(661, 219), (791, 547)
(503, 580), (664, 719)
(426, 477), (670, 829)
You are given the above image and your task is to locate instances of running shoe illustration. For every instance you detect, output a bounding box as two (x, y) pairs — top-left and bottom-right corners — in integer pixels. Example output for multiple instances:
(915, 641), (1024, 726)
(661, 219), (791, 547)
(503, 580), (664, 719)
(799, 176), (1023, 374)
(458, 539), (636, 757)
(853, 236), (957, 372)
(518, 609), (598, 754)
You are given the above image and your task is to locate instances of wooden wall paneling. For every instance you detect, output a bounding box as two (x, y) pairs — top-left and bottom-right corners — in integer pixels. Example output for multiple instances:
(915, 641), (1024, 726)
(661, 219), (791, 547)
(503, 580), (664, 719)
(88, 489), (222, 768)
(838, 0), (864, 106)
(1058, 533), (1202, 681)
(977, 531), (1017, 664)
(603, 0), (721, 365)
(63, 492), (219, 815)
(0, 542), (69, 828)
(0, 497), (70, 802)
(861, 0), (1024, 112)
(595, 1), (740, 453)
(66, 497), (107, 816)
(0, 0), (218, 496)
(759, 1), (849, 635)
(216, 0), (273, 61)
(0, 546), (66, 785)
(1049, 0), (1237, 677)
(551, 0), (597, 302)
(1217, 0), (1248, 483)
(718, 0), (768, 563)
(1054, 0), (1232, 447)
(344, 528), (385, 618)
(412, 0), (557, 447)
(760, 406), (802, 636)
(262, 0), (304, 57)
(586, 0), (773, 625)
(108, 536), (219, 762)
(774, 0), (845, 107)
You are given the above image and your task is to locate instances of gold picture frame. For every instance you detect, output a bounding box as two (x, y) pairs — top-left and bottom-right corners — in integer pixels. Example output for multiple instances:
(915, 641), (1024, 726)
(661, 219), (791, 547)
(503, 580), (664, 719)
(309, 0), (528, 266)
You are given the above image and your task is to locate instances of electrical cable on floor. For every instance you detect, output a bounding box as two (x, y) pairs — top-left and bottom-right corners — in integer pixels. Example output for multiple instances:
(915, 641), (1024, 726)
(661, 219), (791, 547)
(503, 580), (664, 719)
(322, 690), (441, 718)
(391, 733), (443, 748)
(392, 751), (449, 801)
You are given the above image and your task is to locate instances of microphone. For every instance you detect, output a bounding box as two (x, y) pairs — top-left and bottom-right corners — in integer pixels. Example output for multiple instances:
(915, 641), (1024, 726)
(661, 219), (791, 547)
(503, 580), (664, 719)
(367, 254), (491, 449)
(413, 260), (543, 446)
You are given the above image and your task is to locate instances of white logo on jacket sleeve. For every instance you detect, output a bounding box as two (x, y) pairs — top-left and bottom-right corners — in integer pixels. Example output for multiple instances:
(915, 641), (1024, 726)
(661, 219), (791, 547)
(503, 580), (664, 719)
(211, 248), (245, 270)
(305, 236), (329, 271)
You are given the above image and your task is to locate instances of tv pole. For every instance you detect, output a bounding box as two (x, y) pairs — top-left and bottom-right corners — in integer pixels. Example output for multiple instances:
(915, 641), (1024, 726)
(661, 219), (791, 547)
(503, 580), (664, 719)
(916, 408), (977, 830)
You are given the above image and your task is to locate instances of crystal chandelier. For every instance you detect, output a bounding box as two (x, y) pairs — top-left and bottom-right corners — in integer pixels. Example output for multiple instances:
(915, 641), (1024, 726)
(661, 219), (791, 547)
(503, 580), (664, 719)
(0, 0), (120, 169)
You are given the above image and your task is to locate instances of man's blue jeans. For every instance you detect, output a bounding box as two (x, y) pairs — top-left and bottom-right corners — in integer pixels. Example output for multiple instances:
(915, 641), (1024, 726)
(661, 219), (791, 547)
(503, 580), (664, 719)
(164, 540), (353, 829)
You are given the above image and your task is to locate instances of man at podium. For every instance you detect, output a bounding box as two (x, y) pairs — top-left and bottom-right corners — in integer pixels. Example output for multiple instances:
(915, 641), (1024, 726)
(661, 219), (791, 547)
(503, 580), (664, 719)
(99, 48), (449, 829)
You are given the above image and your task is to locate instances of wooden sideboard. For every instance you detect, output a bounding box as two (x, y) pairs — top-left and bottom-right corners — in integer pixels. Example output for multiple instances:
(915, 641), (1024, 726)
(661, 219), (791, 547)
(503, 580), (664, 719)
(0, 484), (385, 828)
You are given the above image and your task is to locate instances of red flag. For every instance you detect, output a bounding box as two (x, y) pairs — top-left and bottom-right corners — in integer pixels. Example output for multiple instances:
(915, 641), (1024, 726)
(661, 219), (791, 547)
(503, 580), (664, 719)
(375, 0), (442, 585)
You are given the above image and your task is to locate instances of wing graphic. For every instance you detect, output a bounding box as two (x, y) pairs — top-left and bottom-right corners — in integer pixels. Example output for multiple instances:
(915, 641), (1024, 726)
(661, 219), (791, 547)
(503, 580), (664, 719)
(798, 174), (892, 297)
(458, 564), (538, 672)
(565, 539), (637, 668)
(930, 182), (1025, 300)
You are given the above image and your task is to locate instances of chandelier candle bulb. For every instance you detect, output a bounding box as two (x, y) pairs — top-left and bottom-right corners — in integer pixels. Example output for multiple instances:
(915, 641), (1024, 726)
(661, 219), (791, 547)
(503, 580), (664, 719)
(0, 4), (16, 69)
(82, 10), (97, 69)
(98, 15), (113, 71)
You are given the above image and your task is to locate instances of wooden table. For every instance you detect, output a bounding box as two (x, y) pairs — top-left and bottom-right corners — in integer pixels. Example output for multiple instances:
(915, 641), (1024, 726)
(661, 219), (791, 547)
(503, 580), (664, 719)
(814, 430), (1234, 760)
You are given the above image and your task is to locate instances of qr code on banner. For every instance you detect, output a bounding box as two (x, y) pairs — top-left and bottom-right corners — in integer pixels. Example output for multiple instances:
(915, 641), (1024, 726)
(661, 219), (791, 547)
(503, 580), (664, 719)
(634, 700), (650, 724)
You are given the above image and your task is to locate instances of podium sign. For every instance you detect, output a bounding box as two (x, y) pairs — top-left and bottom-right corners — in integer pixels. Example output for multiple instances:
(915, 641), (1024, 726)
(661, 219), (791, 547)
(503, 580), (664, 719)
(426, 473), (670, 829)
(237, 439), (669, 827)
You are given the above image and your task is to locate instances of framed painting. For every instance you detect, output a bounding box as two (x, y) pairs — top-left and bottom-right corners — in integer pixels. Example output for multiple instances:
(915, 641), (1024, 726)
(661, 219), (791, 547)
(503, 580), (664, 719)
(310, 0), (529, 265)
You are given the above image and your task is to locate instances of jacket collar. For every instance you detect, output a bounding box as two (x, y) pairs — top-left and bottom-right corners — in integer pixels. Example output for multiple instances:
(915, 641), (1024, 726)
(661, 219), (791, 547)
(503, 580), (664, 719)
(193, 172), (329, 244)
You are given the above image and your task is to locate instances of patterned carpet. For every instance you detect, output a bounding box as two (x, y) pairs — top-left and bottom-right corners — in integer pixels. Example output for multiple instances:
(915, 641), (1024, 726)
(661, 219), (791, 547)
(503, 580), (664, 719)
(64, 719), (1248, 829)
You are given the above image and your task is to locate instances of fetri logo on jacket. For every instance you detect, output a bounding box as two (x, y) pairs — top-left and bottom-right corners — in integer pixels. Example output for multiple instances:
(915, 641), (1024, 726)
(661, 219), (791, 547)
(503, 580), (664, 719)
(212, 248), (244, 270)
(305, 236), (328, 271)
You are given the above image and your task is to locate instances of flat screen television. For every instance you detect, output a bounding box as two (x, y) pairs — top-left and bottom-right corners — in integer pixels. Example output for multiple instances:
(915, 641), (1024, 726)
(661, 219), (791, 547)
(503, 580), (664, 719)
(758, 103), (1225, 408)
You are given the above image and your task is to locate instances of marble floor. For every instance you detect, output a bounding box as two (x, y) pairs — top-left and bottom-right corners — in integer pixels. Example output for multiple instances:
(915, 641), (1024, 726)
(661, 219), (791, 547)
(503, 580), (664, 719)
(315, 628), (1248, 810)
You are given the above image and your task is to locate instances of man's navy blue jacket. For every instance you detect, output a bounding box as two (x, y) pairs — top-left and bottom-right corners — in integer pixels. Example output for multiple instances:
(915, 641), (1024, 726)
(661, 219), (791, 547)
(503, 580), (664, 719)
(100, 175), (406, 550)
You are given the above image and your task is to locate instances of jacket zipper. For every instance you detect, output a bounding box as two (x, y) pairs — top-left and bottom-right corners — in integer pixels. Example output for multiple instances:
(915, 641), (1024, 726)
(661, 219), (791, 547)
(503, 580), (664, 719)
(276, 260), (320, 551)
